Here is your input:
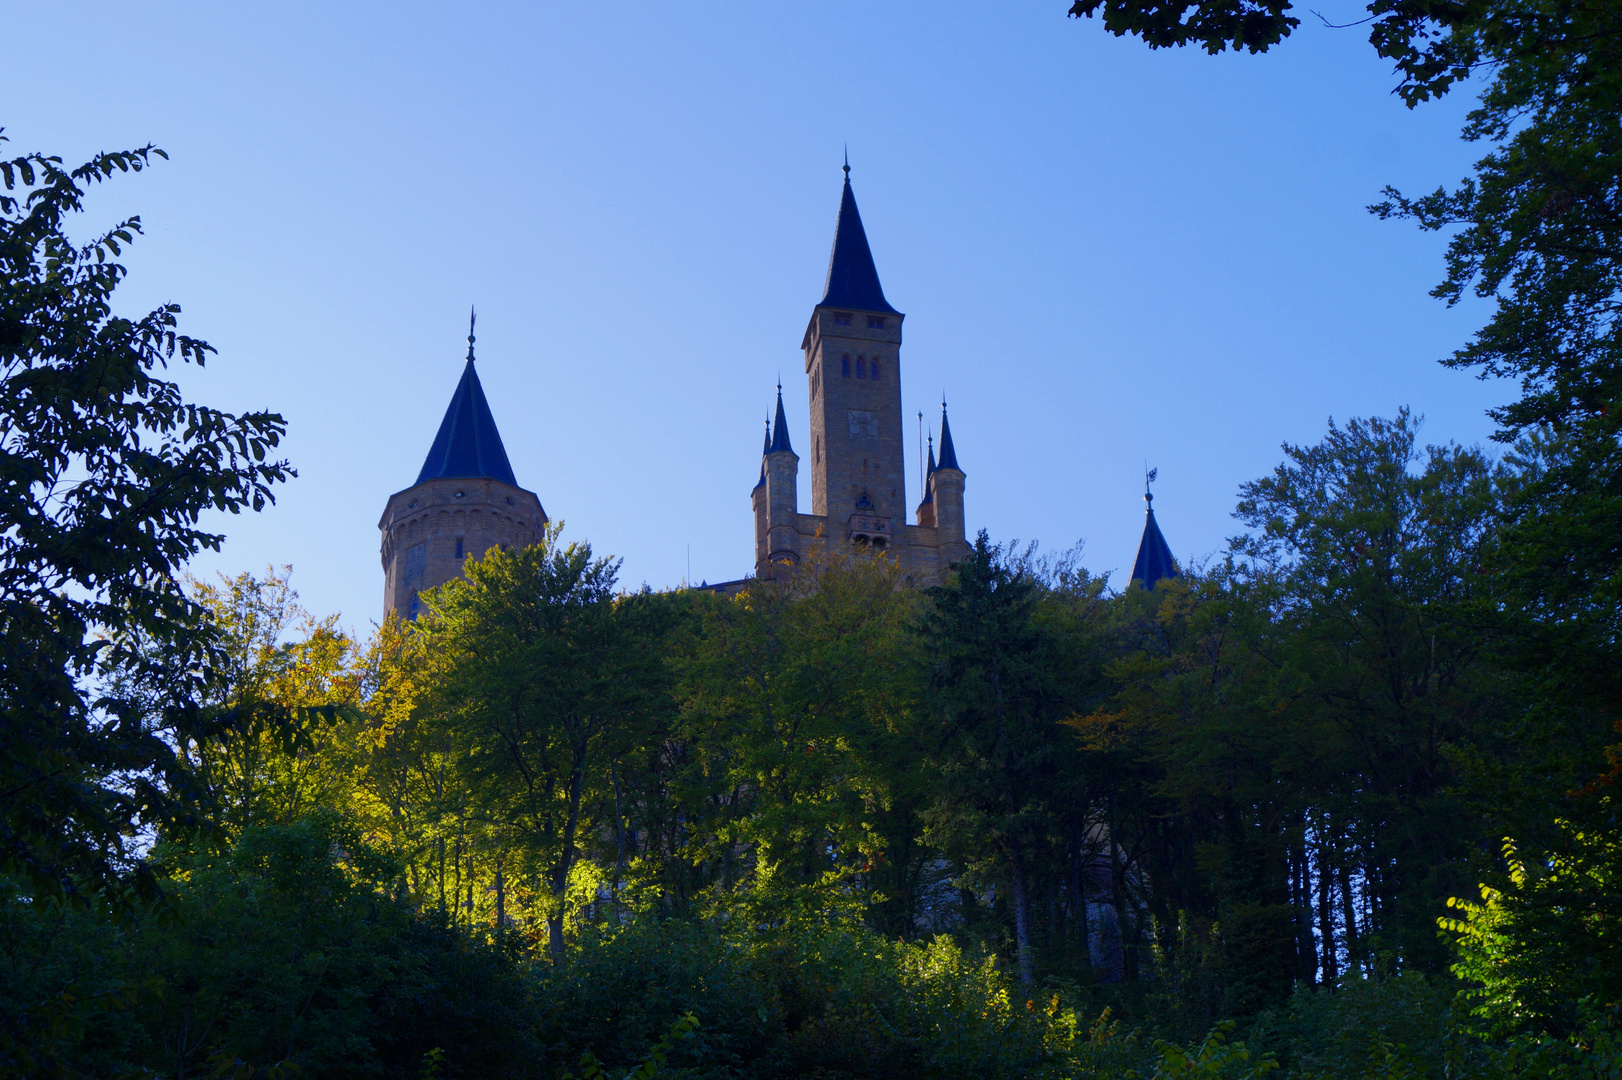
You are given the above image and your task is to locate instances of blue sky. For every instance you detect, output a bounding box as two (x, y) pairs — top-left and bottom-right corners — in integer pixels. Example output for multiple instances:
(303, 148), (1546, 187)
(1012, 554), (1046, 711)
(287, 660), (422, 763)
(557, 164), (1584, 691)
(2, 2), (1505, 631)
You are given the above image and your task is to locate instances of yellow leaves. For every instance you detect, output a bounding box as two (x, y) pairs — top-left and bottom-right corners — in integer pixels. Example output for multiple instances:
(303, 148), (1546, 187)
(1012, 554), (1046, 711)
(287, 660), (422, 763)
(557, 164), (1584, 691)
(1064, 708), (1132, 750)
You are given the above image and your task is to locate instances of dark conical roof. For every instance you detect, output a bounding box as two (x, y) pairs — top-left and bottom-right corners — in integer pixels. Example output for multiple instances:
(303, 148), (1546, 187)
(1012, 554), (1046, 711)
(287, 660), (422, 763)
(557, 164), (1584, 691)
(415, 356), (518, 487)
(769, 386), (795, 454)
(920, 441), (936, 505)
(1131, 499), (1180, 590)
(937, 404), (962, 472)
(819, 175), (899, 314)
(755, 420), (770, 490)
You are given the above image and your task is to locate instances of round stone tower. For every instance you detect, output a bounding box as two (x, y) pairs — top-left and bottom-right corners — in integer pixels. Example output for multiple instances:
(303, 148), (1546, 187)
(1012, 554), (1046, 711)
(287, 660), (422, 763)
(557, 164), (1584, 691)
(379, 315), (546, 619)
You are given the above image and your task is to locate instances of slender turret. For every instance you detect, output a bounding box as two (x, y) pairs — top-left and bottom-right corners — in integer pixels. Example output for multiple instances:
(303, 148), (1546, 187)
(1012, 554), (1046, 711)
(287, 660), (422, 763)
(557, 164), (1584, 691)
(932, 400), (967, 559)
(760, 385), (801, 575)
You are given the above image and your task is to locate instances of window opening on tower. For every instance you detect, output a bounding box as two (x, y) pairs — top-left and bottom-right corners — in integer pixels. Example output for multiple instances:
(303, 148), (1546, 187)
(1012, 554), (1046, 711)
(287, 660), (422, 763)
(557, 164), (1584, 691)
(857, 357), (867, 378)
(841, 356), (851, 377)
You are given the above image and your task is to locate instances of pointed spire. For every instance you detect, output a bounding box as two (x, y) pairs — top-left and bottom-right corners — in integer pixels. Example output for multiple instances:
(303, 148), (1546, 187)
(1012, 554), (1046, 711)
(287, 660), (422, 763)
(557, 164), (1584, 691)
(769, 382), (794, 454)
(921, 433), (936, 505)
(819, 159), (899, 314)
(415, 318), (519, 487)
(754, 418), (770, 489)
(937, 398), (961, 472)
(1131, 469), (1180, 590)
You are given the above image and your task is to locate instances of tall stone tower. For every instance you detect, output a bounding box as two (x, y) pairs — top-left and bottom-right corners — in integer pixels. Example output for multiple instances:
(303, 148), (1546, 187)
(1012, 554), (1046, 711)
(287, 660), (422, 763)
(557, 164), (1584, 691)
(378, 315), (546, 619)
(749, 164), (968, 585)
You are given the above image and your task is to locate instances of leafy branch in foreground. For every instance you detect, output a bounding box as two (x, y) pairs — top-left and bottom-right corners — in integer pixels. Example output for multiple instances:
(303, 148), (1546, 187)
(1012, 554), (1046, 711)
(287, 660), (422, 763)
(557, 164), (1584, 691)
(0, 129), (292, 909)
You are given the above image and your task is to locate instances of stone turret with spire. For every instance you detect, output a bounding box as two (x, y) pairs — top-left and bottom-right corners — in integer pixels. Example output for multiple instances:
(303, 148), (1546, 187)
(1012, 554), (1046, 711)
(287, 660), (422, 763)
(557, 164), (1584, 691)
(929, 397), (968, 562)
(378, 310), (547, 618)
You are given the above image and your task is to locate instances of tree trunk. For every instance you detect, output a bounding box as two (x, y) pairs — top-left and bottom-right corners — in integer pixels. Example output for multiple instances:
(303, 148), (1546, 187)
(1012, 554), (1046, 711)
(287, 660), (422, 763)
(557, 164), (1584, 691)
(1339, 855), (1360, 977)
(1293, 837), (1317, 985)
(1317, 827), (1338, 986)
(1070, 824), (1092, 970)
(495, 853), (506, 931)
(1011, 854), (1035, 986)
(548, 912), (566, 962)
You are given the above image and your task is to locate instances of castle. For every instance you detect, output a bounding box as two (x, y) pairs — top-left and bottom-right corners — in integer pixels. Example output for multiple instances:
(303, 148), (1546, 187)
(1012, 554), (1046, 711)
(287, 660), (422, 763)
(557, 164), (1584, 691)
(379, 167), (1178, 617)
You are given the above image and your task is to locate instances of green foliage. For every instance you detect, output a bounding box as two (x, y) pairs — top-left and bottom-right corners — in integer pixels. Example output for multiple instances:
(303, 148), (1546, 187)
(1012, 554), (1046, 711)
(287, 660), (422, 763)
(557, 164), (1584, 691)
(1152, 1022), (1278, 1079)
(920, 532), (1088, 986)
(1442, 806), (1622, 1037)
(0, 810), (535, 1079)
(186, 566), (367, 837)
(671, 555), (926, 926)
(414, 526), (661, 955)
(0, 131), (291, 909)
(535, 915), (1088, 1079)
(562, 1013), (699, 1080)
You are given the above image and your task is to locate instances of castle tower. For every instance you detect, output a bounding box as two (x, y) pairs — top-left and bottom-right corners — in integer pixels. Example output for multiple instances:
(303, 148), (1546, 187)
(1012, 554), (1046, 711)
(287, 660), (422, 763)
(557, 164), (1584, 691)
(761, 386), (801, 572)
(801, 163), (908, 541)
(1130, 470), (1179, 589)
(727, 163), (970, 592)
(378, 314), (547, 619)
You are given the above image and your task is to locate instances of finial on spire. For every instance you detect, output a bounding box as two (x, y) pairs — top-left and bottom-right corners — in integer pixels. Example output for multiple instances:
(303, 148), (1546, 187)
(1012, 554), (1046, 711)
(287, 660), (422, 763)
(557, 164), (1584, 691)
(466, 306), (477, 362)
(769, 384), (794, 454)
(1145, 466), (1158, 506)
(843, 146), (850, 182)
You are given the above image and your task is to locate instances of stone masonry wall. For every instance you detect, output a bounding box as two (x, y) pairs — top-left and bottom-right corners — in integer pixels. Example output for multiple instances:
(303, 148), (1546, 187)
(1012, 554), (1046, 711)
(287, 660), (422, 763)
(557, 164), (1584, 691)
(378, 476), (547, 619)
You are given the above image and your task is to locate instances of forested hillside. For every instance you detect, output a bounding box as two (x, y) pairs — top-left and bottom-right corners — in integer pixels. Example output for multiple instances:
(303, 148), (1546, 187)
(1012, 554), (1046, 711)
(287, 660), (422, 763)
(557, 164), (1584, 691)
(4, 0), (1622, 1063)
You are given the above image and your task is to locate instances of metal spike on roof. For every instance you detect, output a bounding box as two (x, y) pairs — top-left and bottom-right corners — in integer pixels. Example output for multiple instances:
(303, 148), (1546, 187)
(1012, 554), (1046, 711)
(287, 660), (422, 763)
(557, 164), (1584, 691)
(1131, 472), (1181, 589)
(414, 316), (518, 487)
(769, 383), (794, 454)
(936, 400), (961, 472)
(819, 161), (899, 314)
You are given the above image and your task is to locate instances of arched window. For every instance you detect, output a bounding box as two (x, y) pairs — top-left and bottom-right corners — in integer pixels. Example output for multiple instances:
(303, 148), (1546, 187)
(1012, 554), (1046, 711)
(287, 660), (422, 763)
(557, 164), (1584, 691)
(455, 538), (464, 559)
(857, 357), (867, 378)
(408, 591), (420, 620)
(841, 356), (851, 377)
(871, 358), (882, 381)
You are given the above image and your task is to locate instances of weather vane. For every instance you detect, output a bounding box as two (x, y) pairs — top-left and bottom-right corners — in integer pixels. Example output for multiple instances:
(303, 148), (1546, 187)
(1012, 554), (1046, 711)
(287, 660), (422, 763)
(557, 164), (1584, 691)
(466, 306), (477, 362)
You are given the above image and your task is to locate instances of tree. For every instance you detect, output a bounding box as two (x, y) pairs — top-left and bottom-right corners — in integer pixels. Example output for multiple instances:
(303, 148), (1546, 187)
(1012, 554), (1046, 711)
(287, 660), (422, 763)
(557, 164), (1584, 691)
(920, 532), (1078, 986)
(1067, 0), (1622, 442)
(0, 133), (291, 908)
(672, 556), (929, 928)
(186, 566), (364, 837)
(417, 528), (655, 958)
(1228, 411), (1508, 974)
(1443, 800), (1622, 1036)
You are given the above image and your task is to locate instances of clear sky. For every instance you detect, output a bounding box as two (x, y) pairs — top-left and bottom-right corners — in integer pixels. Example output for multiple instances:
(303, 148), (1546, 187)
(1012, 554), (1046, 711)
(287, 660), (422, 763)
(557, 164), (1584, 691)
(2, 1), (1507, 633)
